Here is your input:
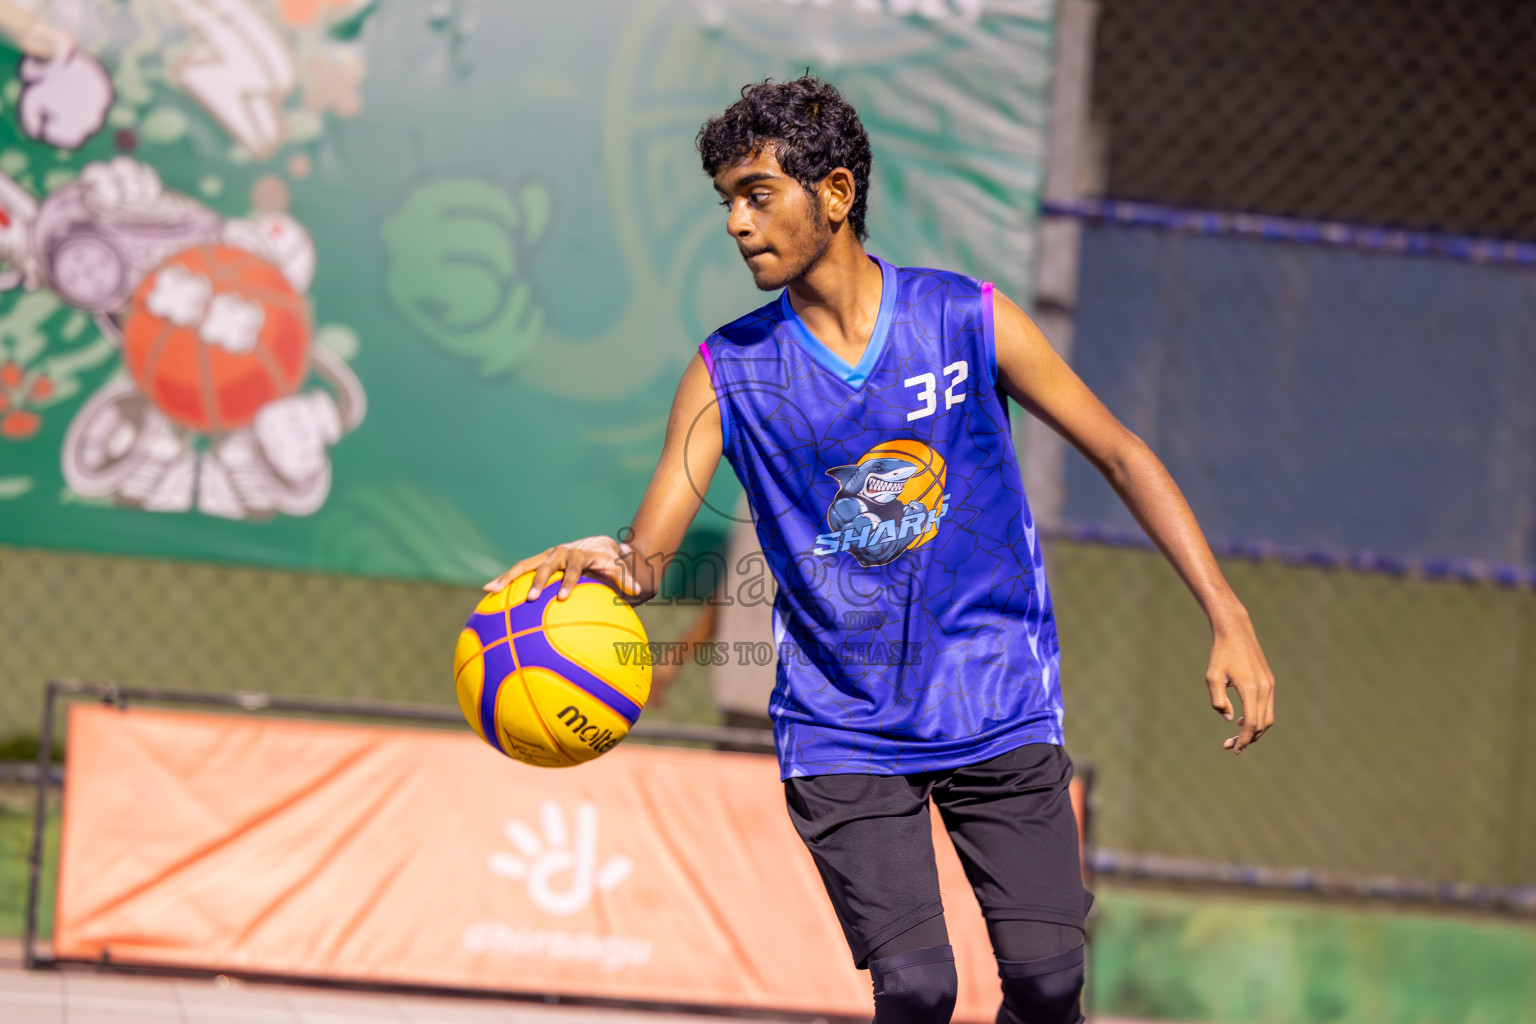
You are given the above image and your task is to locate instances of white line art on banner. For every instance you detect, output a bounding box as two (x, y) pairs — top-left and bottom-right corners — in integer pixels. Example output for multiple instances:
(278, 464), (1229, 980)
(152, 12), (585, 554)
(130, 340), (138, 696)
(488, 801), (633, 916)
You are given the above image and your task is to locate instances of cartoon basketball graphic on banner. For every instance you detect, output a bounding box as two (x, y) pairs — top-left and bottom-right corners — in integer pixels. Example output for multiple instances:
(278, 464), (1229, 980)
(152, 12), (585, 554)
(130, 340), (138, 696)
(0, 0), (376, 527)
(122, 244), (311, 433)
(14, 157), (373, 521)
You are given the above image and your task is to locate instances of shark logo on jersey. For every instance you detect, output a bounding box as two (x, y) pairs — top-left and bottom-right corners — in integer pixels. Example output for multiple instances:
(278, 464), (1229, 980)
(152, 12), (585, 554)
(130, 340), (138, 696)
(812, 440), (950, 566)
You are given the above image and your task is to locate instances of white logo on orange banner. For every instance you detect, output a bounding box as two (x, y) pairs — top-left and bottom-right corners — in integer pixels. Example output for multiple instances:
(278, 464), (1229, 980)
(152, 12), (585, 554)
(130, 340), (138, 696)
(489, 801), (633, 916)
(460, 922), (651, 973)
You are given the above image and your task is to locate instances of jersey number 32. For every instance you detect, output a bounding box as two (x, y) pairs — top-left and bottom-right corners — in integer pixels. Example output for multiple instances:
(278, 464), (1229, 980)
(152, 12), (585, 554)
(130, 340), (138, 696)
(905, 361), (968, 421)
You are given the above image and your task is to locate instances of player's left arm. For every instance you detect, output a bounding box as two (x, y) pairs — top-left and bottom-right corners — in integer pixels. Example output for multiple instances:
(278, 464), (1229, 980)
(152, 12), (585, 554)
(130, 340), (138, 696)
(991, 288), (1275, 753)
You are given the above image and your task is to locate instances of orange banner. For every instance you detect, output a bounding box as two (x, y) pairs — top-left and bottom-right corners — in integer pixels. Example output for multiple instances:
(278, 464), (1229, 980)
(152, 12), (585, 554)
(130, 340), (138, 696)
(56, 704), (1082, 1020)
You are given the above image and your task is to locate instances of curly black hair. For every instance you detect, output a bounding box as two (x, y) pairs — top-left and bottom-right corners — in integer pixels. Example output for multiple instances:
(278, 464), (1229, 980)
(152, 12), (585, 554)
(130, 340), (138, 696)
(697, 76), (873, 241)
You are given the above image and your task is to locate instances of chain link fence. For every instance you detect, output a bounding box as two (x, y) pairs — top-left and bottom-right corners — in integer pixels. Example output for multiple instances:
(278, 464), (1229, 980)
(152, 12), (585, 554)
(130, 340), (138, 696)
(5, 528), (1529, 894)
(1091, 0), (1536, 239)
(1052, 535), (1536, 893)
(0, 544), (722, 753)
(1038, 0), (1536, 898)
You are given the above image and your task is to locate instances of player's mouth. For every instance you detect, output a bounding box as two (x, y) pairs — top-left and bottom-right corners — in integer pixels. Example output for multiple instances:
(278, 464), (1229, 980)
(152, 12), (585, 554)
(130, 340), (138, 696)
(741, 248), (772, 263)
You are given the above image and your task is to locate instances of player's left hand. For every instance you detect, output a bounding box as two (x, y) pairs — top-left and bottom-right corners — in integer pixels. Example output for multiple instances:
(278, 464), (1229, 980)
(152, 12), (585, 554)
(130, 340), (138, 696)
(1205, 608), (1275, 754)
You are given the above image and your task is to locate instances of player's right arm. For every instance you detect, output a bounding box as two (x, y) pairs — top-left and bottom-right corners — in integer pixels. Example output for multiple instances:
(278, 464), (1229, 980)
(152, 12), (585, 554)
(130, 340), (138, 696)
(483, 351), (723, 604)
(991, 288), (1274, 753)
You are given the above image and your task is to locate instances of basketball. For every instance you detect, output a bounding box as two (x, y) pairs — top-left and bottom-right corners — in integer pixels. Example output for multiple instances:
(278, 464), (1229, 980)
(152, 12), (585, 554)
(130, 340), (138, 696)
(122, 244), (311, 433)
(860, 438), (947, 548)
(454, 571), (651, 767)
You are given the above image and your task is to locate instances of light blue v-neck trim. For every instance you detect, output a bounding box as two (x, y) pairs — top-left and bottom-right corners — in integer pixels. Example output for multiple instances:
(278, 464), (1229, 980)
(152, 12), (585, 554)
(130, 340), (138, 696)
(778, 255), (897, 389)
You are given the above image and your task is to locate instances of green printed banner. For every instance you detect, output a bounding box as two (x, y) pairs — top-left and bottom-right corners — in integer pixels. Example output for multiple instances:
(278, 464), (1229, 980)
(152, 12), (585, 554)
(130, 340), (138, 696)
(0, 0), (1055, 582)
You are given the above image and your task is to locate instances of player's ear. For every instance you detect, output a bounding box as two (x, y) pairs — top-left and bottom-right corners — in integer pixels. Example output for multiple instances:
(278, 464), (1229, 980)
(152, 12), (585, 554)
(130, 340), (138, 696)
(821, 167), (855, 226)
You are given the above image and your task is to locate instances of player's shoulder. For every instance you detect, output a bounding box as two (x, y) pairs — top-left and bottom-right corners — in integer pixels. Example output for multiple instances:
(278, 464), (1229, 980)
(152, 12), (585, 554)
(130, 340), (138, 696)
(707, 296), (788, 350)
(887, 262), (987, 304)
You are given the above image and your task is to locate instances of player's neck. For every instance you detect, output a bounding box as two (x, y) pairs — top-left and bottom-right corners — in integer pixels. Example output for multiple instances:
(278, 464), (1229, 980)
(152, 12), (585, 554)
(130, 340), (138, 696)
(784, 239), (884, 365)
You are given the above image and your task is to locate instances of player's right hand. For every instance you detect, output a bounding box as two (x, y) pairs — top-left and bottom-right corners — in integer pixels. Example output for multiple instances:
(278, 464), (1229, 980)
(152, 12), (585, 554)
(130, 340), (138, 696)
(483, 535), (639, 603)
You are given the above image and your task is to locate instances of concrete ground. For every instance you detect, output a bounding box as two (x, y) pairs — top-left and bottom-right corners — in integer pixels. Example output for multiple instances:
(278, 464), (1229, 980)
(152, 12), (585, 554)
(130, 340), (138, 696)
(0, 938), (810, 1024)
(0, 940), (1157, 1024)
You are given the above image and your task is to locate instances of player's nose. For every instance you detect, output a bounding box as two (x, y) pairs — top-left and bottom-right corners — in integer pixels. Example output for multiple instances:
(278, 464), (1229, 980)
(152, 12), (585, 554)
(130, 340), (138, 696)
(726, 201), (753, 239)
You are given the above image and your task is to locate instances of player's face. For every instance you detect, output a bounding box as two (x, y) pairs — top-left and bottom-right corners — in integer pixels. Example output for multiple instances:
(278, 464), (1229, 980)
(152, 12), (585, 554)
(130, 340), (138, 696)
(712, 147), (833, 291)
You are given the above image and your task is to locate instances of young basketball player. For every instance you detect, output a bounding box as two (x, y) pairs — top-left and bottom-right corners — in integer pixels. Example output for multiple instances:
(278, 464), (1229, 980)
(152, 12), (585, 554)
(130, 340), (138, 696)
(487, 76), (1275, 1024)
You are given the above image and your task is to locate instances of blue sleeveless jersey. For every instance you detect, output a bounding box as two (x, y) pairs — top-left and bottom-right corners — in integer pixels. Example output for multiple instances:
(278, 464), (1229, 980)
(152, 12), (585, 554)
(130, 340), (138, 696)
(700, 256), (1064, 779)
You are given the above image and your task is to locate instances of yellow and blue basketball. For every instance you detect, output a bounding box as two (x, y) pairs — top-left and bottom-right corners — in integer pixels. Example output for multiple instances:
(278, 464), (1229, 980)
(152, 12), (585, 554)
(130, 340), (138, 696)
(454, 571), (650, 767)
